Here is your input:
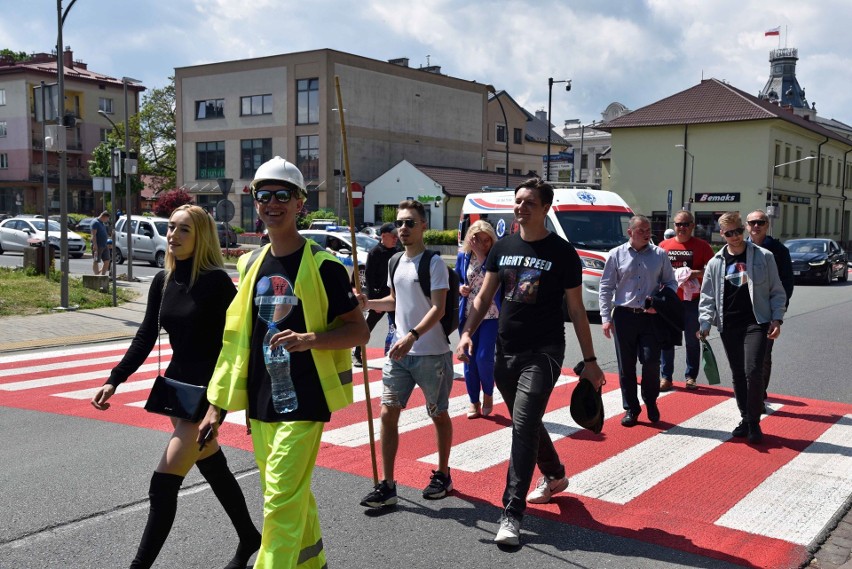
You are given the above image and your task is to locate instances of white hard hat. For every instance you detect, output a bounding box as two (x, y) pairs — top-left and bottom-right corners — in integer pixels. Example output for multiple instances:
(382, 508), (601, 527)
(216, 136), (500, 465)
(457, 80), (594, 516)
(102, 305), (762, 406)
(250, 156), (306, 194)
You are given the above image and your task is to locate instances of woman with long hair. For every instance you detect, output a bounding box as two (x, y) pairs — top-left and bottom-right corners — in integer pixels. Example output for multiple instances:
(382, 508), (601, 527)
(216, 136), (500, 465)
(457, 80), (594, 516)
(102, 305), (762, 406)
(456, 220), (501, 418)
(91, 205), (260, 569)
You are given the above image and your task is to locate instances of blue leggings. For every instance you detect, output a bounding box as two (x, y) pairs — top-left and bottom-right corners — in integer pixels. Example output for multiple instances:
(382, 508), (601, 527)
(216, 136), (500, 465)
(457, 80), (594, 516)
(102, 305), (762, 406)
(463, 318), (498, 403)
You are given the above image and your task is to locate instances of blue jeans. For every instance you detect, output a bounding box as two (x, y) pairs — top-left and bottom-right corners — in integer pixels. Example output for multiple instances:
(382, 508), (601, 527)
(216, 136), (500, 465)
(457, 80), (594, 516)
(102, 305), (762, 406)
(494, 344), (566, 520)
(660, 299), (700, 380)
(381, 352), (453, 417)
(462, 318), (497, 404)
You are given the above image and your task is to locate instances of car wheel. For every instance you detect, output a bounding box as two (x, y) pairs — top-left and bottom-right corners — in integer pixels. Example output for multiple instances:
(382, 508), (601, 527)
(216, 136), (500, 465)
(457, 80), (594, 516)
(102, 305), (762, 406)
(824, 265), (833, 285)
(154, 251), (165, 268)
(840, 263), (849, 282)
(71, 253), (83, 259)
(0, 242), (5, 254)
(114, 249), (125, 264)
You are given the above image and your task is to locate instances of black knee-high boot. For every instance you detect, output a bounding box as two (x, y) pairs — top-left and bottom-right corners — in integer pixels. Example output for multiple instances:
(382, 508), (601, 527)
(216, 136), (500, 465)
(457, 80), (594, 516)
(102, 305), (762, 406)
(197, 449), (261, 569)
(130, 472), (184, 569)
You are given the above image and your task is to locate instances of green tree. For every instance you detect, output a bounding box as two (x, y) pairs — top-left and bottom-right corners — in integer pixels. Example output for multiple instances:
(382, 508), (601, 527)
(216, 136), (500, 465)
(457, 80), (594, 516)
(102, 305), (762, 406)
(136, 77), (176, 193)
(0, 49), (28, 62)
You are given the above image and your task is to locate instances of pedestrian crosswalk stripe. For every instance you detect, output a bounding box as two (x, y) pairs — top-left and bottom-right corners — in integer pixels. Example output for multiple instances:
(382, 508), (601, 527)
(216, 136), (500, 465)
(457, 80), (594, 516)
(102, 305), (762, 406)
(716, 413), (852, 545)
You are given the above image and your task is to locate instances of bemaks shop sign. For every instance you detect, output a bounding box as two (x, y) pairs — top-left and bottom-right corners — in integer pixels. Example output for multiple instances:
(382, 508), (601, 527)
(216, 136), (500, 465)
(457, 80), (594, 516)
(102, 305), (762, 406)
(695, 192), (740, 203)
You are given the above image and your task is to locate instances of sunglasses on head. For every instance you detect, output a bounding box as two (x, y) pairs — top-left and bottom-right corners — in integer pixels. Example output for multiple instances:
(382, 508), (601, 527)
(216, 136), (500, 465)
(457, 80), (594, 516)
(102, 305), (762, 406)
(394, 219), (418, 228)
(747, 219), (768, 227)
(253, 189), (294, 204)
(674, 222), (693, 228)
(723, 227), (745, 238)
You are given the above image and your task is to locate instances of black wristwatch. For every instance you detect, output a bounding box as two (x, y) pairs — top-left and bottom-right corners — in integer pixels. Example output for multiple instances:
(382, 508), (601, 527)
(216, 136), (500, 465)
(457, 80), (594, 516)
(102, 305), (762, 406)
(408, 328), (420, 340)
(583, 356), (597, 363)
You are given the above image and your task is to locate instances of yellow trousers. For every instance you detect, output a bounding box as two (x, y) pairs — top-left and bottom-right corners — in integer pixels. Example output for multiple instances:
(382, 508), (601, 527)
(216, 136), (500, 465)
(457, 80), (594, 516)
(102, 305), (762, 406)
(250, 420), (326, 569)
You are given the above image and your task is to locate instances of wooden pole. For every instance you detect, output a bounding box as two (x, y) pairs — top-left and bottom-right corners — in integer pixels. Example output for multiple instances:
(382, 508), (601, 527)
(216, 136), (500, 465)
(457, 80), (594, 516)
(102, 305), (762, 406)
(335, 75), (379, 485)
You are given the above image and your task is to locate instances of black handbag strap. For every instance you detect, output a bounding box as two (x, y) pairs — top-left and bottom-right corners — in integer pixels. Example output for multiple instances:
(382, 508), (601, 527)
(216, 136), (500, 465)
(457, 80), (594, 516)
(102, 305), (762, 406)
(157, 277), (166, 376)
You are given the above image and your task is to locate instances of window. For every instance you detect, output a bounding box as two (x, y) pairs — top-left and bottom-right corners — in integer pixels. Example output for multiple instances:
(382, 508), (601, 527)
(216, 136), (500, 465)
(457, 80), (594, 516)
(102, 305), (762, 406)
(297, 79), (319, 125)
(196, 141), (225, 179)
(827, 159), (833, 186)
(240, 94), (272, 116)
(99, 128), (109, 143)
(296, 135), (319, 181)
(496, 166), (506, 174)
(512, 168), (522, 175)
(795, 149), (802, 179)
(0, 121), (6, 137)
(98, 97), (113, 114)
(196, 99), (225, 120)
(496, 124), (506, 144)
(809, 156), (815, 182)
(513, 128), (522, 145)
(240, 138), (272, 179)
(0, 154), (7, 169)
(0, 89), (5, 105)
(783, 146), (791, 177)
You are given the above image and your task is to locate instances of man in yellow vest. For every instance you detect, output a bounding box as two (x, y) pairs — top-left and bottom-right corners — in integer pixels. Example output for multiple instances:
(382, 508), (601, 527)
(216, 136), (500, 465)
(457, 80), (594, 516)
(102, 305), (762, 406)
(201, 157), (369, 568)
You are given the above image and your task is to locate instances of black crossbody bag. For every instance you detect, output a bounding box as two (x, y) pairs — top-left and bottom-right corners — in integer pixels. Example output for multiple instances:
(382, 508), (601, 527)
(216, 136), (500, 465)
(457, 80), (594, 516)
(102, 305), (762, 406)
(143, 279), (207, 422)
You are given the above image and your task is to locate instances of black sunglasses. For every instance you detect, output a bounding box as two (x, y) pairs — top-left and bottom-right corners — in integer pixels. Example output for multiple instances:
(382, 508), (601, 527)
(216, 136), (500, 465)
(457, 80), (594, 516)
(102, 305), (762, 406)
(674, 222), (693, 228)
(723, 227), (745, 238)
(394, 219), (419, 228)
(747, 219), (768, 227)
(254, 189), (294, 204)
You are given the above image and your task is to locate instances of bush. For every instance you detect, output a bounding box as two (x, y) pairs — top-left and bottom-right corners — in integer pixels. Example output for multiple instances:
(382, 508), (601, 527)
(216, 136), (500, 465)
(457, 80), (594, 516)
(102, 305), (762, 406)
(153, 189), (194, 218)
(299, 208), (344, 230)
(423, 229), (458, 245)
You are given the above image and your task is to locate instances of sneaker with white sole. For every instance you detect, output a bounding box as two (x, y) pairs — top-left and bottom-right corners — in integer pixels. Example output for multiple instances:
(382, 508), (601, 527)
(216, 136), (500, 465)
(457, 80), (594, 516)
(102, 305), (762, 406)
(494, 513), (521, 546)
(526, 475), (569, 504)
(360, 480), (398, 508)
(422, 469), (453, 499)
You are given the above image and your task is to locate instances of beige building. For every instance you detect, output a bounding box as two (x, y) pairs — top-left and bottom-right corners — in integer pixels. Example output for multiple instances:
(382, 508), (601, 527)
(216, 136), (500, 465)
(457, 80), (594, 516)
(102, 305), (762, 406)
(0, 49), (143, 216)
(175, 49), (493, 230)
(601, 78), (852, 246)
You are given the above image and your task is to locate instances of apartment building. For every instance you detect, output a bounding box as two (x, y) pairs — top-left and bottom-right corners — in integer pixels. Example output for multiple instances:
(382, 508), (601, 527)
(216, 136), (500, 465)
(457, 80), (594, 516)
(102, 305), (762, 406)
(0, 48), (144, 216)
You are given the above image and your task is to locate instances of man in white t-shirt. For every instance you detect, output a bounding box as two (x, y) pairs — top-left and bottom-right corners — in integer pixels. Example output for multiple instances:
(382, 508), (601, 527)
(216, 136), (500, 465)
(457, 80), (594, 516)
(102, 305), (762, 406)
(358, 200), (454, 509)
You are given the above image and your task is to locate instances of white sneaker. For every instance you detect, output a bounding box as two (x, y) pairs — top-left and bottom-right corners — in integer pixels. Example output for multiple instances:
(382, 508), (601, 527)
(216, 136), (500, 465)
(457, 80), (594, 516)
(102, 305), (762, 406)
(526, 475), (569, 504)
(494, 513), (520, 546)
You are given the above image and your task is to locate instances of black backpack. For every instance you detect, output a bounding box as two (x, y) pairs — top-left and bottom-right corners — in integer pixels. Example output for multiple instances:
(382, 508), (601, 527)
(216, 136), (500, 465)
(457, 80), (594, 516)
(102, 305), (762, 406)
(388, 250), (459, 341)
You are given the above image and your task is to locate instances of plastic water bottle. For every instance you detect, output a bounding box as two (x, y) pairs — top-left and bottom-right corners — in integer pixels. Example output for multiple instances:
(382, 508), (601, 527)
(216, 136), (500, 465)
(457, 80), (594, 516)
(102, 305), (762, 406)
(263, 322), (298, 413)
(384, 320), (396, 355)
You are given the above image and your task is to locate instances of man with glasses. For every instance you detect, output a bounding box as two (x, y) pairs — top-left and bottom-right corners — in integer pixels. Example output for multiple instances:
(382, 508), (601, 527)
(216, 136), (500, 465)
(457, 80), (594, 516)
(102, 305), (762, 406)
(659, 210), (715, 392)
(204, 156), (369, 568)
(698, 212), (785, 444)
(457, 178), (604, 546)
(745, 210), (794, 403)
(600, 216), (677, 428)
(358, 200), (455, 509)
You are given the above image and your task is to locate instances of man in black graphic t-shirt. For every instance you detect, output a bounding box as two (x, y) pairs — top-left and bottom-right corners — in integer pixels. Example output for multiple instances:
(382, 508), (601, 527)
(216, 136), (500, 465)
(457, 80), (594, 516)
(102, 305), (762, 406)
(457, 178), (604, 547)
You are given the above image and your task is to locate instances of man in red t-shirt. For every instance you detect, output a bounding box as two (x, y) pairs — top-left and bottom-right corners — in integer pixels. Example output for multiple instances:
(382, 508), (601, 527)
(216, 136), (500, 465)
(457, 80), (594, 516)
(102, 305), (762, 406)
(659, 210), (715, 391)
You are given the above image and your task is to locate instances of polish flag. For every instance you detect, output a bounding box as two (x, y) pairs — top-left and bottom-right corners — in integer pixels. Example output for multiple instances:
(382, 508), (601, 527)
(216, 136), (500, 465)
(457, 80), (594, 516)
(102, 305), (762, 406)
(765, 26), (781, 36)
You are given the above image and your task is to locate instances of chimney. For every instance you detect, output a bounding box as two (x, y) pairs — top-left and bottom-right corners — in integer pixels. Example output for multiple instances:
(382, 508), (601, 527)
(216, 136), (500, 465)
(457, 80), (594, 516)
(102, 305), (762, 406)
(420, 65), (442, 74)
(63, 46), (73, 69)
(535, 110), (548, 122)
(388, 57), (409, 67)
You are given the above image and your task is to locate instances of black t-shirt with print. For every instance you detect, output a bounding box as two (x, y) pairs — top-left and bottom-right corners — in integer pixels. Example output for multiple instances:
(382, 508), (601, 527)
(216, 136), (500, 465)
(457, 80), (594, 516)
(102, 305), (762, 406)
(247, 246), (358, 422)
(484, 232), (582, 352)
(722, 248), (756, 328)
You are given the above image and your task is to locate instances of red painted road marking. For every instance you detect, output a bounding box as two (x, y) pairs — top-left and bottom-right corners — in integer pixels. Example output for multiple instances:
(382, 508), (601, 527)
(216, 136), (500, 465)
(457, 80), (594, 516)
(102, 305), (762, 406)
(1, 344), (850, 569)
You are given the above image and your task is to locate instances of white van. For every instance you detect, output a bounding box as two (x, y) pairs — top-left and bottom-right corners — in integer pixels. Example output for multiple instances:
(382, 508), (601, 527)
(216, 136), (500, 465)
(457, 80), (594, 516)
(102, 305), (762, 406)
(459, 185), (635, 311)
(114, 215), (170, 268)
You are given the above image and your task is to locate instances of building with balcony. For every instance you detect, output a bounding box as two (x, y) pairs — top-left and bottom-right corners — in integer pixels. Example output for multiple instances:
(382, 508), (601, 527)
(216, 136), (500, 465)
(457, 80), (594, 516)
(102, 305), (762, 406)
(175, 49), (492, 230)
(0, 48), (144, 216)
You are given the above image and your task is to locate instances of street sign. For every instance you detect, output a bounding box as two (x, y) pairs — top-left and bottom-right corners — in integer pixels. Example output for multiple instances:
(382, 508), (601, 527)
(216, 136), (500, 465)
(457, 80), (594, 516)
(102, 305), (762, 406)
(349, 182), (364, 207)
(215, 199), (235, 222)
(217, 178), (233, 198)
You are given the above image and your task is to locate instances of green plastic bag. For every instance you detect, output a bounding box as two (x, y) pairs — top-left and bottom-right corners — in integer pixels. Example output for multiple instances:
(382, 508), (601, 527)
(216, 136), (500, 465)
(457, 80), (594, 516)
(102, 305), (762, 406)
(701, 338), (721, 385)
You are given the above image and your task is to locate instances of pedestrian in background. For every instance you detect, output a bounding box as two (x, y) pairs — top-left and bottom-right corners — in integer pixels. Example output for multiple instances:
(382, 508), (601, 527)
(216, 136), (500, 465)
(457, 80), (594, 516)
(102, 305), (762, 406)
(745, 209), (794, 403)
(699, 211), (786, 444)
(203, 157), (368, 568)
(352, 222), (399, 367)
(91, 210), (111, 275)
(456, 219), (500, 419)
(359, 200), (455, 509)
(599, 215), (677, 427)
(91, 204), (260, 569)
(457, 178), (604, 546)
(659, 210), (714, 392)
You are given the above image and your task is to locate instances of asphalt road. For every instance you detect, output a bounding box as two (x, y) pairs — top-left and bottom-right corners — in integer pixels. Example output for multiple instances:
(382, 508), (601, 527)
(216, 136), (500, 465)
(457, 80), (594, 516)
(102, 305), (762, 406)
(0, 272), (849, 568)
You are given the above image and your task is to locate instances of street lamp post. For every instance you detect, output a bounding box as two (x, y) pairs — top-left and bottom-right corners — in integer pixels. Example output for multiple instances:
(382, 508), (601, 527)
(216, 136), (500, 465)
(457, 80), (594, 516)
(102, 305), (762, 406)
(122, 77), (142, 281)
(98, 109), (119, 306)
(675, 144), (695, 211)
(769, 155), (815, 220)
(486, 85), (509, 188)
(546, 78), (571, 181)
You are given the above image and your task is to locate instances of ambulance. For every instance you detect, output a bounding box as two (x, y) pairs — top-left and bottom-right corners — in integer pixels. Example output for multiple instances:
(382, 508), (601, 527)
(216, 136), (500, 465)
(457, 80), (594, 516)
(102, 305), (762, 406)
(458, 184), (635, 312)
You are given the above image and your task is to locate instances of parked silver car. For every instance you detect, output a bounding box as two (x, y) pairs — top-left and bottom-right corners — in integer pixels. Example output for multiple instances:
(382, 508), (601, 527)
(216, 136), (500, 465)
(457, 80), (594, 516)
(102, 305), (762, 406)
(113, 216), (169, 268)
(0, 217), (86, 258)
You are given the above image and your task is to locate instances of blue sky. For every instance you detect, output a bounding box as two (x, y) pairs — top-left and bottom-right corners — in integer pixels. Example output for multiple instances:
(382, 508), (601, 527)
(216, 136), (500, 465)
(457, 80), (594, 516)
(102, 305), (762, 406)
(4, 0), (852, 128)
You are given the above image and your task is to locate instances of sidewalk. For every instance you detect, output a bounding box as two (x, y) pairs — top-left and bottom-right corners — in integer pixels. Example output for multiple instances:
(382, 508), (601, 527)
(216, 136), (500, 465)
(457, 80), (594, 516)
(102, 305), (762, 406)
(0, 279), (151, 353)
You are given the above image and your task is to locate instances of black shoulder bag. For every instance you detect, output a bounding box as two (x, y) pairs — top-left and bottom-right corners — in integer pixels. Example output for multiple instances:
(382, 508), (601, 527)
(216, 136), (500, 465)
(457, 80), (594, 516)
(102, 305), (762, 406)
(143, 278), (207, 422)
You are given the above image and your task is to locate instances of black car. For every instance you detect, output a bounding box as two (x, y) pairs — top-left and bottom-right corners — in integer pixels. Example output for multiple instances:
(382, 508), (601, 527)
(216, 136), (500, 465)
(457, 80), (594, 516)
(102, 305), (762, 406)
(216, 222), (238, 247)
(785, 238), (848, 285)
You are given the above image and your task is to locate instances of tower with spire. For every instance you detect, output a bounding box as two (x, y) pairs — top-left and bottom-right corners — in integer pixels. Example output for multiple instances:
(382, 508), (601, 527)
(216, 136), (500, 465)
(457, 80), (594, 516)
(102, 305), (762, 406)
(758, 47), (815, 117)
